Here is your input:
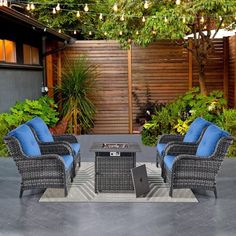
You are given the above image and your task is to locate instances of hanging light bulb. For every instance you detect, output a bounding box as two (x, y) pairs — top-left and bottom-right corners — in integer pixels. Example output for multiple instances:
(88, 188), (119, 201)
(136, 30), (139, 35)
(142, 16), (146, 22)
(152, 30), (157, 35)
(58, 29), (61, 33)
(164, 16), (168, 23)
(74, 30), (77, 35)
(222, 22), (225, 27)
(56, 3), (60, 11)
(26, 3), (30, 11)
(119, 31), (123, 35)
(113, 3), (118, 12)
(99, 13), (103, 20)
(219, 16), (222, 21)
(182, 16), (186, 23)
(176, 0), (181, 5)
(52, 8), (56, 14)
(84, 3), (89, 12)
(89, 31), (92, 35)
(30, 3), (35, 10)
(3, 0), (7, 7)
(144, 0), (149, 9)
(76, 11), (80, 17)
(120, 14), (125, 21)
(104, 31), (107, 36)
(200, 16), (204, 23)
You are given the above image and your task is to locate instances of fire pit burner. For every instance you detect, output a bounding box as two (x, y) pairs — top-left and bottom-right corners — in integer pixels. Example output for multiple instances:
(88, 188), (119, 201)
(102, 143), (128, 149)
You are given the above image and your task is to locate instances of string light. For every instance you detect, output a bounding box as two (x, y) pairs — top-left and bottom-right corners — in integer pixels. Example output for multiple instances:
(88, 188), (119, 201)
(84, 3), (89, 12)
(76, 11), (80, 17)
(200, 16), (204, 23)
(89, 31), (92, 35)
(182, 16), (186, 23)
(56, 3), (60, 11)
(142, 16), (146, 22)
(113, 3), (118, 12)
(144, 0), (149, 9)
(26, 3), (30, 11)
(52, 8), (56, 14)
(104, 31), (107, 36)
(30, 3), (35, 10)
(152, 30), (157, 35)
(119, 31), (123, 35)
(219, 16), (222, 21)
(58, 29), (61, 33)
(136, 30), (139, 35)
(74, 30), (77, 35)
(176, 0), (181, 5)
(99, 13), (103, 20)
(164, 16), (168, 23)
(120, 14), (125, 21)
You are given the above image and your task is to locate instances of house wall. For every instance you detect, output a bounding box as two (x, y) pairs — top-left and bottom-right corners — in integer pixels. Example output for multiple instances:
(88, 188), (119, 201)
(57, 39), (227, 134)
(0, 68), (42, 112)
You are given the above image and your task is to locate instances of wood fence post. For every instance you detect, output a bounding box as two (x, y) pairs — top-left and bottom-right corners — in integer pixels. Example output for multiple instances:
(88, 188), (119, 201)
(223, 37), (229, 103)
(188, 38), (193, 90)
(46, 46), (53, 98)
(128, 45), (133, 134)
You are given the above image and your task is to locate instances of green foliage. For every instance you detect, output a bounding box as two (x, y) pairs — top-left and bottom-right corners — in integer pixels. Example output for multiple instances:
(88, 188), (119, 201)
(0, 96), (59, 157)
(55, 55), (97, 133)
(142, 87), (227, 146)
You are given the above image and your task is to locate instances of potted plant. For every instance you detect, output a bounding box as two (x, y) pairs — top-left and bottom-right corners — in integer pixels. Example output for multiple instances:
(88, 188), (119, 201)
(55, 55), (97, 134)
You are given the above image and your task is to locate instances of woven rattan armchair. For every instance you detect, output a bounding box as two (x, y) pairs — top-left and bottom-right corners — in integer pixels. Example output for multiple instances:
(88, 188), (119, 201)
(4, 124), (74, 198)
(26, 117), (81, 177)
(162, 125), (233, 198)
(156, 117), (211, 169)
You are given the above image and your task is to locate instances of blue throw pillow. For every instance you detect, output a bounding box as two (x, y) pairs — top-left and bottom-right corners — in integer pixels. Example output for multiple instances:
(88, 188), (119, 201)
(183, 117), (211, 143)
(196, 125), (229, 157)
(8, 124), (41, 157)
(26, 117), (54, 142)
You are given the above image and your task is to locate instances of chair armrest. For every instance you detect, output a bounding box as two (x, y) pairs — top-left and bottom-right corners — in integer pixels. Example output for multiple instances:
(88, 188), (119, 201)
(39, 142), (73, 156)
(164, 143), (198, 156)
(53, 134), (78, 143)
(158, 134), (184, 144)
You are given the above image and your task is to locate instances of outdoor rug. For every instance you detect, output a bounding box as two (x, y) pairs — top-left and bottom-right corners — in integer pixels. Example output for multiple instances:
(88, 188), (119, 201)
(39, 162), (198, 203)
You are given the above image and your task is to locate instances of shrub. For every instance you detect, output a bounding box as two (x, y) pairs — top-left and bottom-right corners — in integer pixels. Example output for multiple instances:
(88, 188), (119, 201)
(0, 96), (59, 156)
(141, 87), (227, 146)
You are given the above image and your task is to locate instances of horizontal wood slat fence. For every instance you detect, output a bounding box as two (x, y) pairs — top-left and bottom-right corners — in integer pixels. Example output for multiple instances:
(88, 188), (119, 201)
(48, 37), (236, 134)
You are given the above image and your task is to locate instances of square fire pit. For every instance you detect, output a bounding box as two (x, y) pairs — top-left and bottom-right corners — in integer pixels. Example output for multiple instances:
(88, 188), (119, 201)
(90, 142), (141, 193)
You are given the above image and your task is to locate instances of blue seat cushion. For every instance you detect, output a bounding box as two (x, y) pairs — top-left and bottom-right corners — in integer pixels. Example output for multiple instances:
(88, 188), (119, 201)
(70, 143), (80, 155)
(62, 155), (74, 170)
(156, 143), (167, 156)
(26, 117), (54, 142)
(8, 124), (41, 157)
(164, 155), (176, 170)
(196, 125), (229, 157)
(183, 117), (211, 143)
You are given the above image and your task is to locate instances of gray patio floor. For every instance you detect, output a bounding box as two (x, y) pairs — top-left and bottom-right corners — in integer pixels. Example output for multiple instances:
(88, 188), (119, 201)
(0, 134), (236, 236)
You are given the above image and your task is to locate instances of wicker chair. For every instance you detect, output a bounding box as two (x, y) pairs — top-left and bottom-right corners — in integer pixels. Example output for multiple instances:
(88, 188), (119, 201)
(26, 117), (81, 177)
(162, 125), (233, 198)
(4, 124), (74, 198)
(156, 117), (211, 172)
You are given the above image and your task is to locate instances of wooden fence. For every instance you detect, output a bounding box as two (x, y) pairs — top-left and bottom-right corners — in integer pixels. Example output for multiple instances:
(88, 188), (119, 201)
(47, 38), (234, 134)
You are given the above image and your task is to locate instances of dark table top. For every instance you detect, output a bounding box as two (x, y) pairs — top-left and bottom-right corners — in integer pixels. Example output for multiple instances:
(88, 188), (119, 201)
(89, 142), (141, 152)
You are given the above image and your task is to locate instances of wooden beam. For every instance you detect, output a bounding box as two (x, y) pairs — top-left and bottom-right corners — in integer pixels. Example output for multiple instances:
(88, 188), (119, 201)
(188, 38), (193, 90)
(223, 37), (229, 103)
(46, 46), (53, 98)
(127, 45), (133, 134)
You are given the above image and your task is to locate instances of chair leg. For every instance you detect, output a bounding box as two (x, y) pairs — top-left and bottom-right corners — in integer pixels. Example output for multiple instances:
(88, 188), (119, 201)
(64, 186), (68, 197)
(214, 187), (217, 199)
(19, 187), (24, 198)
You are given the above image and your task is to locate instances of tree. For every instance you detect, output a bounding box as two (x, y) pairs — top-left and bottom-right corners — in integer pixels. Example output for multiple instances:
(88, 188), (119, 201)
(26, 0), (236, 94)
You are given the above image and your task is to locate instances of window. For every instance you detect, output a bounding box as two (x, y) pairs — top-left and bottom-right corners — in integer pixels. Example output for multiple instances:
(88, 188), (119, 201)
(23, 44), (39, 65)
(0, 39), (16, 63)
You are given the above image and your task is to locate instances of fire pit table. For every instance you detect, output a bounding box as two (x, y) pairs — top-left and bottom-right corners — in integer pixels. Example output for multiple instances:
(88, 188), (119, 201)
(90, 142), (141, 193)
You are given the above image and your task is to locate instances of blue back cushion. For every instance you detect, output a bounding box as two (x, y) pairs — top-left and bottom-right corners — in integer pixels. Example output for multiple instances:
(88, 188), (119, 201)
(196, 125), (229, 157)
(26, 117), (54, 142)
(183, 117), (211, 143)
(8, 124), (41, 157)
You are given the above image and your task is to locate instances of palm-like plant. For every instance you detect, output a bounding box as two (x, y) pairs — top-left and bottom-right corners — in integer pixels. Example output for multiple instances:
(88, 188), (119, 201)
(55, 55), (97, 134)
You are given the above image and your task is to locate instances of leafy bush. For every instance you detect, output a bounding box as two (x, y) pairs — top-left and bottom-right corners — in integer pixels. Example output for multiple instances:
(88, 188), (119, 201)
(0, 96), (59, 156)
(141, 87), (227, 146)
